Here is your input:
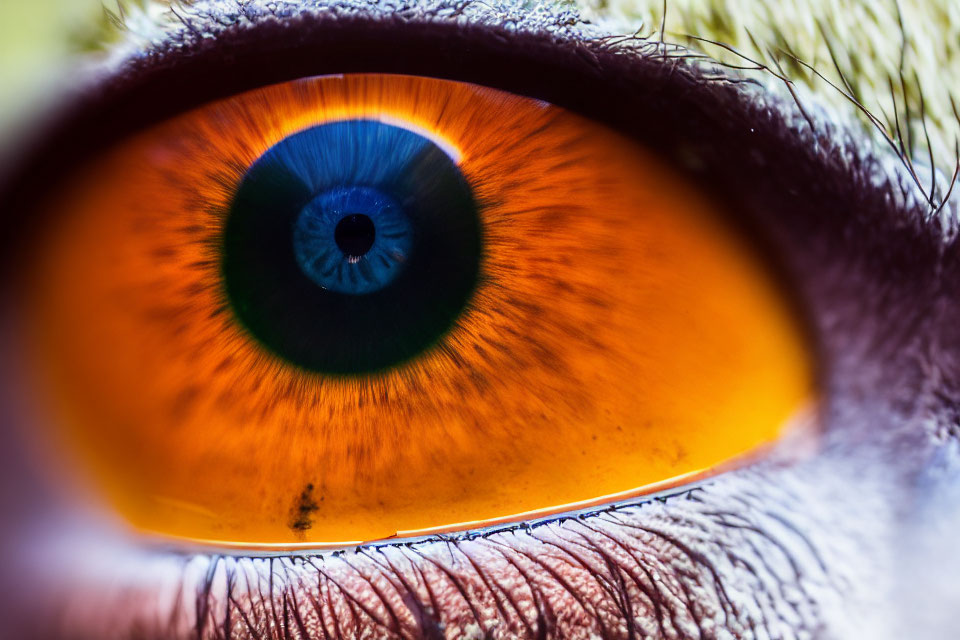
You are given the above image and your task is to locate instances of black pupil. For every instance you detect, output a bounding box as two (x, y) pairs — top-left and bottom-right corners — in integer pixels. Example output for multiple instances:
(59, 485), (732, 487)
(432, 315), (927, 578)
(334, 214), (376, 257)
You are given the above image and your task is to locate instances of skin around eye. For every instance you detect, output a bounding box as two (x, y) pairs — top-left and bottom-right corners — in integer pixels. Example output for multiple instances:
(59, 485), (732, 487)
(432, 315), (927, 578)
(21, 73), (813, 547)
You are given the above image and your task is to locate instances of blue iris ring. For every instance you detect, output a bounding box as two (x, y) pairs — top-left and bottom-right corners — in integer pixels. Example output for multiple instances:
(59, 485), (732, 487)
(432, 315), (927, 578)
(222, 120), (482, 375)
(293, 186), (413, 295)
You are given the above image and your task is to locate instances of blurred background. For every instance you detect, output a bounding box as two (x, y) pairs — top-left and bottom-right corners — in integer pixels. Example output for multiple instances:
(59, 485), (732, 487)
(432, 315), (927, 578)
(0, 0), (112, 136)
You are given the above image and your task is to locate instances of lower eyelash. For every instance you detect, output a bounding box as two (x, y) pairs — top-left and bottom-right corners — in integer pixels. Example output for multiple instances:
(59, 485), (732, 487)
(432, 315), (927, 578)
(104, 471), (838, 640)
(17, 471), (844, 640)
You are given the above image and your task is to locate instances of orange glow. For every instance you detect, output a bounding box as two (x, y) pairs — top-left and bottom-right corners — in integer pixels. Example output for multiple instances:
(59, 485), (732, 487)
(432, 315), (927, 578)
(24, 74), (813, 547)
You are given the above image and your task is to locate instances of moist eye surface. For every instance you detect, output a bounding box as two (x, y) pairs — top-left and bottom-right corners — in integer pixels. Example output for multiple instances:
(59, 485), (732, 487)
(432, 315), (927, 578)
(22, 73), (814, 547)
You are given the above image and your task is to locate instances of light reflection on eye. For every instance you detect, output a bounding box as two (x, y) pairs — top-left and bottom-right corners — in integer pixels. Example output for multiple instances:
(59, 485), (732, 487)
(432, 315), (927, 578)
(21, 73), (812, 547)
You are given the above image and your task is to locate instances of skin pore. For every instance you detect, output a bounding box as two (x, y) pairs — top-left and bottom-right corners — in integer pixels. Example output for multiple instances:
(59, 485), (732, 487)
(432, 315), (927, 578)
(0, 0), (958, 638)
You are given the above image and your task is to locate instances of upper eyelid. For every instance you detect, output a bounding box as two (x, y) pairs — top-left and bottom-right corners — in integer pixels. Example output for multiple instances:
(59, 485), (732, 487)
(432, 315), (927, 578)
(3, 0), (949, 242)
(109, 0), (957, 227)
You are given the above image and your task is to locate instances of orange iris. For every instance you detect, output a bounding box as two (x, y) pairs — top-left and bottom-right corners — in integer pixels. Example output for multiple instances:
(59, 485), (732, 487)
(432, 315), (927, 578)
(23, 74), (813, 547)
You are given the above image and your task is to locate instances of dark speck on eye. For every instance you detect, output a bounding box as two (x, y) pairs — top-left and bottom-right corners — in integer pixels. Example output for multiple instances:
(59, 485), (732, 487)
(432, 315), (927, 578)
(289, 482), (319, 532)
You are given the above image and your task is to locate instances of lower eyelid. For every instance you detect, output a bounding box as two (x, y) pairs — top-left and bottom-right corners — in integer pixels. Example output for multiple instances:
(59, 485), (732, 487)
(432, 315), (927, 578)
(208, 499), (824, 640)
(26, 466), (847, 640)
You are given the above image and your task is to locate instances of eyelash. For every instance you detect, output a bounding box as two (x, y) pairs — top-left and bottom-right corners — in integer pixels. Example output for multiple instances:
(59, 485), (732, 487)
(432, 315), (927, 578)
(2, 3), (957, 639)
(174, 488), (705, 635)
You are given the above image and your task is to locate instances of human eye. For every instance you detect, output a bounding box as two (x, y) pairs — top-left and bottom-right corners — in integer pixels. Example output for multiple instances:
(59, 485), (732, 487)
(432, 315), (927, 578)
(0, 1), (957, 639)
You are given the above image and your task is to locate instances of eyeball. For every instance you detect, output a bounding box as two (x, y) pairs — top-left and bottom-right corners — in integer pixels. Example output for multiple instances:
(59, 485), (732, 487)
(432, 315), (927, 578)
(20, 73), (814, 547)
